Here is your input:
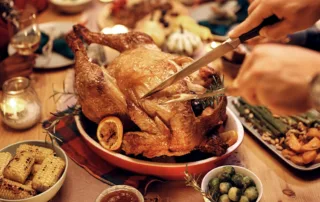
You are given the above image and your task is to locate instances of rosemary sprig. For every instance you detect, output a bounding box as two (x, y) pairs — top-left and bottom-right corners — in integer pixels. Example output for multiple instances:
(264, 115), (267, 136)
(184, 165), (217, 202)
(49, 83), (78, 104)
(42, 80), (81, 148)
(198, 74), (225, 110)
(42, 105), (82, 145)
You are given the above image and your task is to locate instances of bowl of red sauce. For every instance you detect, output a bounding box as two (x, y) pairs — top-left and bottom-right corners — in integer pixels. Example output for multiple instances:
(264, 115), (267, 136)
(96, 185), (144, 202)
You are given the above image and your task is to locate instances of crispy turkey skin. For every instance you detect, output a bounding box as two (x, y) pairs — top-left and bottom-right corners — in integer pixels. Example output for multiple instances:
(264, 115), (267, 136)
(67, 25), (227, 158)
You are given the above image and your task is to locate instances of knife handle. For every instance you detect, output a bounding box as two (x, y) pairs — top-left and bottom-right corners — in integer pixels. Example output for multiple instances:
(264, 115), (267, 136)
(239, 15), (281, 42)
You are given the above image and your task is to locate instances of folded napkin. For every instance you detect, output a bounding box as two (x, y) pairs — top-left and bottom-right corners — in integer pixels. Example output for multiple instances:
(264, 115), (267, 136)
(42, 112), (161, 194)
(36, 32), (74, 59)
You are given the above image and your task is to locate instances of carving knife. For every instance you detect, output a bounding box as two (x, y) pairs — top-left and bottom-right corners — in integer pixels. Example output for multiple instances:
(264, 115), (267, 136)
(142, 15), (280, 98)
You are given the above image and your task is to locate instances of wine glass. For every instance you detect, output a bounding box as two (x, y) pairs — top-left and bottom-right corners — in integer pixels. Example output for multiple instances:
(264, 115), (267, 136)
(8, 10), (41, 56)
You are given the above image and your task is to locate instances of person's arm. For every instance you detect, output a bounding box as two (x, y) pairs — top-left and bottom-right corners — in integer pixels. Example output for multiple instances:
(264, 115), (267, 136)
(231, 44), (320, 115)
(229, 0), (320, 40)
(288, 27), (320, 51)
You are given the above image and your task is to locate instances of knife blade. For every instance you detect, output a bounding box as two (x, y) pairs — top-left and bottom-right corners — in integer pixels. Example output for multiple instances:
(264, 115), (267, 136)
(142, 15), (281, 99)
(142, 38), (240, 98)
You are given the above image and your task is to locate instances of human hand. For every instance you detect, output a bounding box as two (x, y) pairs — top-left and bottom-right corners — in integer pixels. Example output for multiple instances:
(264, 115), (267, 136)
(0, 54), (35, 87)
(231, 44), (320, 115)
(229, 0), (320, 40)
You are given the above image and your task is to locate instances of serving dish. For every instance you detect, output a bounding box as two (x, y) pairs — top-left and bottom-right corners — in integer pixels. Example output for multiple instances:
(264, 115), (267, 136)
(8, 22), (74, 69)
(228, 97), (320, 171)
(95, 185), (144, 202)
(50, 0), (92, 14)
(201, 165), (263, 202)
(75, 107), (244, 180)
(0, 140), (68, 202)
(97, 0), (188, 30)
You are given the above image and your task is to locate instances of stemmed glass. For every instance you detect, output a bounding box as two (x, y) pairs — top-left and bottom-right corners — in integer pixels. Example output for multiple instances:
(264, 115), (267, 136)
(7, 10), (41, 56)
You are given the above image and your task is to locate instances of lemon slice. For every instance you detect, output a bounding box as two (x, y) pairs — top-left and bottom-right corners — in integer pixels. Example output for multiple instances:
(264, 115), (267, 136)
(97, 116), (123, 151)
(219, 130), (238, 146)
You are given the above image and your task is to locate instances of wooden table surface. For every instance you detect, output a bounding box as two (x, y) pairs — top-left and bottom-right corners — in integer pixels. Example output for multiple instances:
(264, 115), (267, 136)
(0, 2), (320, 202)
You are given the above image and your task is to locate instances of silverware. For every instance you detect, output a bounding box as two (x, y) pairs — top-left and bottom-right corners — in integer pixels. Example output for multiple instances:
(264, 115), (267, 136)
(142, 15), (280, 98)
(143, 38), (240, 98)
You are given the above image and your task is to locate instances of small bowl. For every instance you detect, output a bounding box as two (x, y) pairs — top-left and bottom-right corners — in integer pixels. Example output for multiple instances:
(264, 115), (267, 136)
(0, 140), (68, 202)
(50, 0), (92, 14)
(201, 166), (263, 202)
(96, 185), (144, 202)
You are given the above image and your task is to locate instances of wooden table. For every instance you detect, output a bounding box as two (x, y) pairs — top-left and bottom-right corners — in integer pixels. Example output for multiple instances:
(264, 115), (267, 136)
(0, 2), (320, 202)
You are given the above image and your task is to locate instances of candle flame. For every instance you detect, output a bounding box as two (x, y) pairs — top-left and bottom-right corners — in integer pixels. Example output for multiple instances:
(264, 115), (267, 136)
(2, 98), (26, 118)
(8, 98), (17, 108)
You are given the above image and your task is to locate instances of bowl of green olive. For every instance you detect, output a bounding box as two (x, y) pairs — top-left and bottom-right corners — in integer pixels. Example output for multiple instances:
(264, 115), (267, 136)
(201, 165), (263, 202)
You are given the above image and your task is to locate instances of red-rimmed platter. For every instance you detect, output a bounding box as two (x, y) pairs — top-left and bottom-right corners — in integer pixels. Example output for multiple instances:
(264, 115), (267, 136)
(75, 107), (244, 180)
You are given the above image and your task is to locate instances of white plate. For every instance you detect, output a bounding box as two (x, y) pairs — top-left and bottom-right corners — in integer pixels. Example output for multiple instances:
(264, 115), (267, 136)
(8, 22), (75, 69)
(228, 97), (320, 171)
(189, 1), (239, 22)
(189, 2), (217, 22)
(50, 0), (92, 14)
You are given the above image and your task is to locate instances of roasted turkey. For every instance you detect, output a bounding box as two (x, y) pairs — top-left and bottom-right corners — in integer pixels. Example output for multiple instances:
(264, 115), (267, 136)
(66, 25), (227, 158)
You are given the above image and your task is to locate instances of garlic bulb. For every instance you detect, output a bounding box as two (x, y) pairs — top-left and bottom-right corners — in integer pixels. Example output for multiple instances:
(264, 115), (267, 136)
(166, 29), (202, 56)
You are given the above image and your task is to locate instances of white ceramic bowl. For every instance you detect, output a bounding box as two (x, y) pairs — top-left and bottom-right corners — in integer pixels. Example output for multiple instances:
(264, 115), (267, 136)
(50, 0), (92, 14)
(201, 166), (263, 202)
(0, 140), (68, 202)
(96, 185), (144, 202)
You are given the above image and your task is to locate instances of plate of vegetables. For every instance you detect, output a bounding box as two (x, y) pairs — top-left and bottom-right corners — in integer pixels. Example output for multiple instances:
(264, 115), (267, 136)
(201, 166), (263, 202)
(228, 97), (320, 170)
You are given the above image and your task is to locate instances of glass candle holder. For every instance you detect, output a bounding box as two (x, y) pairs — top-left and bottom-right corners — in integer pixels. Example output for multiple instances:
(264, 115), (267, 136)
(0, 77), (41, 130)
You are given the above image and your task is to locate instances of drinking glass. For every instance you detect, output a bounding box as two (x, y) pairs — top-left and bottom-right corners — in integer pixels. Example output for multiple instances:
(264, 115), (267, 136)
(8, 10), (41, 56)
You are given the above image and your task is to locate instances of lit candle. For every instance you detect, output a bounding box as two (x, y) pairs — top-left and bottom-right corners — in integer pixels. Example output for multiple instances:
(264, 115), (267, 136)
(0, 77), (41, 130)
(1, 99), (41, 130)
(1, 98), (26, 120)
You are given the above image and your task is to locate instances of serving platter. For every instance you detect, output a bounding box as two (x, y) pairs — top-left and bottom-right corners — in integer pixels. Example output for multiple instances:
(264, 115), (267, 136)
(75, 108), (244, 180)
(228, 96), (320, 171)
(97, 1), (189, 30)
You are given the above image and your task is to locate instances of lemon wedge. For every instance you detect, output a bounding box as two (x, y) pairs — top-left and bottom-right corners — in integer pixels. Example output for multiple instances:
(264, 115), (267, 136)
(219, 130), (238, 146)
(97, 116), (123, 151)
